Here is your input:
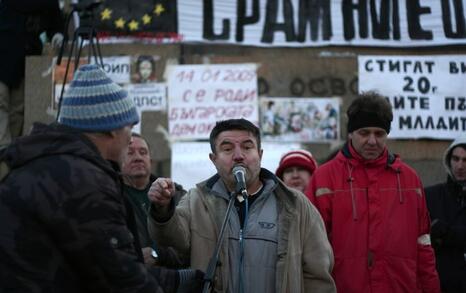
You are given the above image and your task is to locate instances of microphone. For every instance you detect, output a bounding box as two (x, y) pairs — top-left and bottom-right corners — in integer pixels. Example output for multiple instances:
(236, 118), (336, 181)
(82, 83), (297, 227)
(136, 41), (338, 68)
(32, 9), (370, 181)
(232, 166), (248, 198)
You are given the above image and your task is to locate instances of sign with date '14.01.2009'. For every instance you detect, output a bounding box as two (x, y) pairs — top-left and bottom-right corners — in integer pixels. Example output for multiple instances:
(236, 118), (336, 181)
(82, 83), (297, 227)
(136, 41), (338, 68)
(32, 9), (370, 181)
(166, 64), (259, 140)
(358, 55), (466, 140)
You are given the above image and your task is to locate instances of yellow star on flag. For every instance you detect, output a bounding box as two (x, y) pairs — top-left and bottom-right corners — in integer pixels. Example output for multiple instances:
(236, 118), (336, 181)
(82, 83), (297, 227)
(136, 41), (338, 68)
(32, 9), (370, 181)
(153, 4), (165, 16)
(128, 20), (139, 31)
(142, 14), (152, 25)
(114, 18), (125, 29)
(100, 8), (112, 20)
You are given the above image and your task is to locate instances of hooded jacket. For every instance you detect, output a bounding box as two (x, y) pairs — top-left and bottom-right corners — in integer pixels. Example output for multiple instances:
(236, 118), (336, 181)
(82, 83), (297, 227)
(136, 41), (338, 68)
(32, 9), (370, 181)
(0, 123), (178, 293)
(425, 136), (466, 292)
(306, 143), (440, 293)
(148, 169), (336, 293)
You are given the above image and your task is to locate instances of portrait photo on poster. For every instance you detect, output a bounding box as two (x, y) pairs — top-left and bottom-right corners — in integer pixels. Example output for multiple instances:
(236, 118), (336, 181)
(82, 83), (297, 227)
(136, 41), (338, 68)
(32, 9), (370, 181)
(132, 55), (160, 83)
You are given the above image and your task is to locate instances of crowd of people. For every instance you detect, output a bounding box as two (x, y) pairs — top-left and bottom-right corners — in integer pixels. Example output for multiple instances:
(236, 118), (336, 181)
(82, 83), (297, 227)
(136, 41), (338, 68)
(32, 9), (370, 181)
(0, 2), (465, 292)
(1, 62), (465, 292)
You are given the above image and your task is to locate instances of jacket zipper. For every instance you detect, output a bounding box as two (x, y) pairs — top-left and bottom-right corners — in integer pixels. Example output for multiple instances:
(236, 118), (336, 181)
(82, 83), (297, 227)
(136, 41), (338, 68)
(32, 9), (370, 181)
(368, 250), (374, 268)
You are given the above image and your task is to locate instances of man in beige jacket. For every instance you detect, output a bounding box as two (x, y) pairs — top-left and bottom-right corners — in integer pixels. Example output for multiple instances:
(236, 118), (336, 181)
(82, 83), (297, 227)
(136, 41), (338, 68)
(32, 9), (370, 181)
(148, 118), (336, 292)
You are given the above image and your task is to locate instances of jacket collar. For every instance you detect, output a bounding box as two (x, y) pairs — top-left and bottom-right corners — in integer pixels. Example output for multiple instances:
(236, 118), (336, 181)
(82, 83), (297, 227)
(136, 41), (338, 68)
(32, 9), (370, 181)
(3, 122), (118, 179)
(201, 168), (280, 198)
(199, 168), (298, 217)
(341, 142), (398, 169)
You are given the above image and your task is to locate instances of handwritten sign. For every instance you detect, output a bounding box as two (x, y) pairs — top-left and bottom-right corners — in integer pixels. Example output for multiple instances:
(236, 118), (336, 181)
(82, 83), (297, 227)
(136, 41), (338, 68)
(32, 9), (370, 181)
(167, 64), (259, 140)
(359, 55), (466, 139)
(125, 83), (167, 133)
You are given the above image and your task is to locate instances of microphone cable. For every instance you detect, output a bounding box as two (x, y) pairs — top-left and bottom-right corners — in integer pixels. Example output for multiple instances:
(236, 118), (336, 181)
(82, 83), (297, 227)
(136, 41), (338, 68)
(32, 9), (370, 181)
(238, 196), (249, 293)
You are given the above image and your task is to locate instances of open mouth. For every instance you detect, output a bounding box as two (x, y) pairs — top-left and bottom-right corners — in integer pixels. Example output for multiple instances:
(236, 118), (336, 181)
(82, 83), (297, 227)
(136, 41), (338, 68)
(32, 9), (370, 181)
(131, 162), (145, 168)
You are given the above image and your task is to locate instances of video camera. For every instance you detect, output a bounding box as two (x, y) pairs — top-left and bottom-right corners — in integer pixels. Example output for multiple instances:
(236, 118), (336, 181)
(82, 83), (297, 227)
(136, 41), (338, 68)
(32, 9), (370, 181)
(71, 0), (104, 13)
(70, 0), (104, 27)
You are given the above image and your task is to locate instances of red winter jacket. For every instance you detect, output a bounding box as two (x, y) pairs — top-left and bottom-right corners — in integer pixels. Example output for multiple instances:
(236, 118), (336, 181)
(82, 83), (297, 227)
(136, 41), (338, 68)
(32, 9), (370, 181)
(306, 143), (440, 293)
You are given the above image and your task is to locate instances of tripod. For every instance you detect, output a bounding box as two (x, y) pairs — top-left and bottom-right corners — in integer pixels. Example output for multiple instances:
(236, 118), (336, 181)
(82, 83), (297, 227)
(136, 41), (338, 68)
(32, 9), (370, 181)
(55, 1), (104, 119)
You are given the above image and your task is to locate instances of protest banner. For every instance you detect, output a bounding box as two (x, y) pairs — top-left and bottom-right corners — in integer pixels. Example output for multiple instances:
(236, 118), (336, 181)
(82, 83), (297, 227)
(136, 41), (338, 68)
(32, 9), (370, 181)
(260, 97), (341, 142)
(167, 63), (259, 140)
(79, 0), (466, 46)
(185, 0), (466, 47)
(359, 55), (466, 139)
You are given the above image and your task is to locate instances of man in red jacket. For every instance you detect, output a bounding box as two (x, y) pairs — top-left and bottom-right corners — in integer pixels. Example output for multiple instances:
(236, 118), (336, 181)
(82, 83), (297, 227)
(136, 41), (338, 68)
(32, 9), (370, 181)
(306, 92), (440, 293)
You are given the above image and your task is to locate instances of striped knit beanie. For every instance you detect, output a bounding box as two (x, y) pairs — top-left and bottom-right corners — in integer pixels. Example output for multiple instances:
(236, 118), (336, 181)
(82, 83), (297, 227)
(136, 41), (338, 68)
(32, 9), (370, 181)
(275, 149), (318, 179)
(58, 64), (139, 131)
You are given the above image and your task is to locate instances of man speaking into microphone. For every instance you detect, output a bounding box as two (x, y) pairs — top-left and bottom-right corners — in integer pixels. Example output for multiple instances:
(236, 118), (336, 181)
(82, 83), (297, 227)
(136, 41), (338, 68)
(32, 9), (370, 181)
(147, 118), (336, 293)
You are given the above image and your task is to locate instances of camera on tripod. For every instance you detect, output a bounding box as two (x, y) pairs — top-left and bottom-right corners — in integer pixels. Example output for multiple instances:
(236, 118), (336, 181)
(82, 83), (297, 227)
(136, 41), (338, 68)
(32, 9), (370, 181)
(70, 0), (104, 31)
(55, 0), (105, 118)
(72, 0), (104, 12)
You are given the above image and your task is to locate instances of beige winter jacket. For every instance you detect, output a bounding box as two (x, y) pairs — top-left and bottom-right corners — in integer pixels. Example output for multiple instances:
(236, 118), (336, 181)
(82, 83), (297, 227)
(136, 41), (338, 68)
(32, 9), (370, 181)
(148, 170), (336, 293)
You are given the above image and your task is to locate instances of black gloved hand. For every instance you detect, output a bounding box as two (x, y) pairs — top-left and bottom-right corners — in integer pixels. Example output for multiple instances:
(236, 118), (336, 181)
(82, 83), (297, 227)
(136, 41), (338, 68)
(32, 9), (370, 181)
(176, 269), (205, 293)
(430, 218), (449, 239)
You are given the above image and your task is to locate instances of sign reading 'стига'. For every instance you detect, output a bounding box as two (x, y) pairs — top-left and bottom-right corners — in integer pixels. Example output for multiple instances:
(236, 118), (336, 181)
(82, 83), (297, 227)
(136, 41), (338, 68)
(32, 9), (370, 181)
(359, 55), (466, 140)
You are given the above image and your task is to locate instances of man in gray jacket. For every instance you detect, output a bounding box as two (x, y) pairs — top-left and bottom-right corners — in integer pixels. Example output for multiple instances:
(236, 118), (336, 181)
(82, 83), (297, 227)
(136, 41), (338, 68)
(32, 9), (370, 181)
(148, 118), (336, 292)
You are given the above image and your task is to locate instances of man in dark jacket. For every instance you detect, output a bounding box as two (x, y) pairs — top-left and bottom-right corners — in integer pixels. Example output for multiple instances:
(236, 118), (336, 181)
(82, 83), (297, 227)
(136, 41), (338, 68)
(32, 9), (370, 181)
(0, 0), (64, 149)
(122, 133), (186, 268)
(425, 135), (466, 293)
(0, 64), (201, 292)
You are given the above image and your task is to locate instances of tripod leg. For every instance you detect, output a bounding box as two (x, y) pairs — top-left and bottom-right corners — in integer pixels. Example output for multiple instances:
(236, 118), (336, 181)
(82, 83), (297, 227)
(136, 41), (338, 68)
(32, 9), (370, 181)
(94, 30), (104, 67)
(56, 30), (78, 120)
(90, 29), (100, 66)
(75, 29), (86, 69)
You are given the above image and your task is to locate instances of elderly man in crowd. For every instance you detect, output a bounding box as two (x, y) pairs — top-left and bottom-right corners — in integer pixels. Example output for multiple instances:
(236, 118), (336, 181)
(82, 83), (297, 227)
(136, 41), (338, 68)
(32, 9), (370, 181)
(122, 133), (185, 268)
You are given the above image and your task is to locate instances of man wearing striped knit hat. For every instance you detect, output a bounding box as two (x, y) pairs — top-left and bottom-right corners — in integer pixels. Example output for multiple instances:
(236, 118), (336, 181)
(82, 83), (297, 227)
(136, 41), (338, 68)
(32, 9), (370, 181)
(0, 64), (202, 292)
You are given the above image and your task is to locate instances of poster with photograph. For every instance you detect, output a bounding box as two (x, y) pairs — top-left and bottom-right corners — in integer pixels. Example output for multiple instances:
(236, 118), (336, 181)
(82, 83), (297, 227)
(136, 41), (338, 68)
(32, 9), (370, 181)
(131, 55), (161, 83)
(260, 97), (341, 142)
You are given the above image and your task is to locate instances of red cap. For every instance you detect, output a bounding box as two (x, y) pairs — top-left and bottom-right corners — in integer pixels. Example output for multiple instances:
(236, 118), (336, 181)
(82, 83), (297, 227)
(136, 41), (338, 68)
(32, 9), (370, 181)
(275, 150), (318, 179)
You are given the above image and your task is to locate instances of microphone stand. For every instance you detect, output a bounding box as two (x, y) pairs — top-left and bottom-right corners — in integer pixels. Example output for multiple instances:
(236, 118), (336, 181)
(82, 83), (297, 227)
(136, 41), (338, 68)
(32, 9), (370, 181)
(202, 191), (236, 293)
